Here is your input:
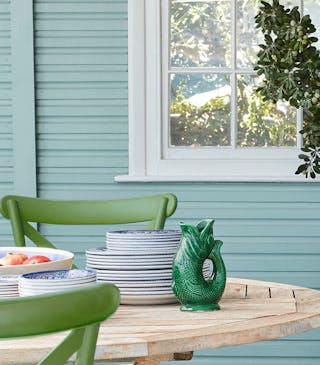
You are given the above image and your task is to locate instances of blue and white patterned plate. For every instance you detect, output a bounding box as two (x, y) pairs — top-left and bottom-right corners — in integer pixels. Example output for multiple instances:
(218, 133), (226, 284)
(18, 269), (97, 296)
(20, 269), (96, 282)
(107, 230), (181, 236)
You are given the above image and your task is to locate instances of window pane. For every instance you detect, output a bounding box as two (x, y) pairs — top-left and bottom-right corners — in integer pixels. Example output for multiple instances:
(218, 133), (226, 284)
(170, 0), (231, 68)
(304, 0), (320, 48)
(237, 75), (297, 147)
(237, 0), (262, 68)
(169, 73), (231, 146)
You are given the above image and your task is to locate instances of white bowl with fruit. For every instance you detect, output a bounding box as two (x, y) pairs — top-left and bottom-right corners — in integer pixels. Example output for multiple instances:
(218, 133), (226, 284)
(0, 247), (74, 275)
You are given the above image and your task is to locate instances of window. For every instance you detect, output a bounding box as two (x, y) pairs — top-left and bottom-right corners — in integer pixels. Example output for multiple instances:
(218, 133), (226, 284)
(115, 0), (320, 182)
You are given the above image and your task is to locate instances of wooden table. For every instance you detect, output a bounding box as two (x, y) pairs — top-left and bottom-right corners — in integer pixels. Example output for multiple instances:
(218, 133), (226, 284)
(1, 278), (320, 365)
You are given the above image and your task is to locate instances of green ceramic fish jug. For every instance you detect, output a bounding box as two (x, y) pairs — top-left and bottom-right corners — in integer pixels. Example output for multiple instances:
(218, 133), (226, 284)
(172, 219), (226, 311)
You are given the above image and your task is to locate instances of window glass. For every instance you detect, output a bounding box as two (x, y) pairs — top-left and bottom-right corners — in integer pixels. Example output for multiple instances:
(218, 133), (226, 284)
(169, 73), (231, 147)
(170, 0), (231, 68)
(237, 75), (297, 147)
(168, 0), (302, 150)
(236, 0), (262, 68)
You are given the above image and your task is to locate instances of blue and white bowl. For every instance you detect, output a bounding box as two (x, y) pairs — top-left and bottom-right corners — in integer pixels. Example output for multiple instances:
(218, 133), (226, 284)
(18, 269), (97, 297)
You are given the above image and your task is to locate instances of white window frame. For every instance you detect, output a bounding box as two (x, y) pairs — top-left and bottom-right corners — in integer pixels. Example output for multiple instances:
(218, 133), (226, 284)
(115, 0), (309, 182)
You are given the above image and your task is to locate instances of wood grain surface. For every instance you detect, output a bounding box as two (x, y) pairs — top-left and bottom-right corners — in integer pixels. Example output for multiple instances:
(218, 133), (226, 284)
(1, 277), (320, 365)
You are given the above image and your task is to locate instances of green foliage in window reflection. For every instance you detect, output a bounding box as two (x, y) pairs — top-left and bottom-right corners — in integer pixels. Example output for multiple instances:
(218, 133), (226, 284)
(170, 81), (296, 148)
(170, 83), (230, 147)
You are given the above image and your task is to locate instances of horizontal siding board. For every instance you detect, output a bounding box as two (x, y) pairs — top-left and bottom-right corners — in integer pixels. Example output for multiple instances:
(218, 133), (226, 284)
(198, 340), (320, 357)
(36, 38), (127, 48)
(176, 202), (320, 219)
(38, 153), (127, 168)
(37, 120), (128, 133)
(35, 3), (127, 13)
(0, 136), (12, 149)
(38, 136), (128, 150)
(36, 64), (127, 72)
(36, 88), (127, 99)
(0, 4), (9, 12)
(37, 106), (128, 117)
(222, 254), (320, 272)
(179, 359), (320, 365)
(36, 71), (128, 82)
(35, 54), (128, 65)
(35, 19), (127, 31)
(0, 21), (10, 32)
(0, 121), (12, 132)
(0, 72), (11, 82)
(0, 54), (10, 65)
(36, 48), (127, 55)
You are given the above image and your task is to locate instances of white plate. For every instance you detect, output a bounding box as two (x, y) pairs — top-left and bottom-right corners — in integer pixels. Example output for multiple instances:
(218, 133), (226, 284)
(19, 282), (96, 296)
(87, 262), (172, 270)
(95, 272), (172, 279)
(106, 244), (178, 250)
(120, 294), (178, 305)
(20, 282), (96, 291)
(0, 287), (19, 293)
(0, 275), (19, 284)
(97, 279), (171, 286)
(86, 253), (174, 260)
(87, 248), (176, 257)
(106, 247), (177, 253)
(19, 279), (96, 290)
(120, 290), (174, 295)
(106, 240), (180, 245)
(107, 229), (181, 236)
(92, 268), (172, 276)
(0, 293), (19, 298)
(86, 258), (173, 265)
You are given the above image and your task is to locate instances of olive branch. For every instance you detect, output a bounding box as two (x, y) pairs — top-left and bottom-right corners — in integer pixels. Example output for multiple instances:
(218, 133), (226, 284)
(255, 0), (320, 178)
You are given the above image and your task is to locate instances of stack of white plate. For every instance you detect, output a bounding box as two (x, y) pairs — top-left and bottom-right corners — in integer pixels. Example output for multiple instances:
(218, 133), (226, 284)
(19, 269), (97, 297)
(0, 275), (19, 298)
(86, 230), (182, 305)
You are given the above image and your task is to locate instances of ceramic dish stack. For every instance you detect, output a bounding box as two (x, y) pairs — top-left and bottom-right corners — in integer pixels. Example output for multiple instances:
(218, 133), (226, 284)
(18, 269), (97, 297)
(0, 275), (19, 298)
(86, 230), (182, 305)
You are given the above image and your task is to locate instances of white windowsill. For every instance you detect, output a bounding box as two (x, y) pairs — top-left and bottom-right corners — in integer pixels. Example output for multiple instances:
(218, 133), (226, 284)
(114, 175), (314, 182)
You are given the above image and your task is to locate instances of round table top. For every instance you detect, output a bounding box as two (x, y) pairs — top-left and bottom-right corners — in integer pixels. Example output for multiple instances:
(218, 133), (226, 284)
(1, 277), (320, 365)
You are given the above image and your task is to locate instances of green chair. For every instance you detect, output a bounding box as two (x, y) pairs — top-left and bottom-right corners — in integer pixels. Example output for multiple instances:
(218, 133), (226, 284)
(0, 282), (120, 365)
(0, 193), (177, 249)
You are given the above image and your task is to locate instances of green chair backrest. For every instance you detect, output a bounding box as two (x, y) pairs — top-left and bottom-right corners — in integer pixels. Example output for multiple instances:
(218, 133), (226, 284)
(0, 282), (120, 365)
(0, 193), (177, 249)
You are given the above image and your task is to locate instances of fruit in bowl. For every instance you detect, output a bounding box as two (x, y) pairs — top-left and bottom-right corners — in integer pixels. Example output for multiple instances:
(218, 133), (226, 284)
(0, 253), (52, 266)
(0, 247), (74, 275)
(0, 253), (28, 266)
(23, 255), (51, 265)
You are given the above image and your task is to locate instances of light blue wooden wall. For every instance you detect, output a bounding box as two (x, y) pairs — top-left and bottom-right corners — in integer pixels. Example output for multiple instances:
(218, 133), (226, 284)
(0, 0), (13, 243)
(0, 1), (319, 364)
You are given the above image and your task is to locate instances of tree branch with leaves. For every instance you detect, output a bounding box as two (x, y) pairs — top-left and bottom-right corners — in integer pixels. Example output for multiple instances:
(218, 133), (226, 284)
(255, 0), (320, 178)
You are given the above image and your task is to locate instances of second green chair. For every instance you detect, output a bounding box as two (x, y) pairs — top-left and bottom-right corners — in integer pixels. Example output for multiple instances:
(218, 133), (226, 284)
(0, 193), (177, 249)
